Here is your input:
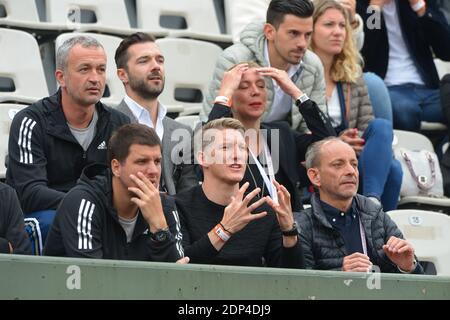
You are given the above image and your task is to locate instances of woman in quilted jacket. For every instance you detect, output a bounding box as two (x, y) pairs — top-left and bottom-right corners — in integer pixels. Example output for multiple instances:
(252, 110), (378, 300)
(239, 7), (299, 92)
(310, 0), (402, 210)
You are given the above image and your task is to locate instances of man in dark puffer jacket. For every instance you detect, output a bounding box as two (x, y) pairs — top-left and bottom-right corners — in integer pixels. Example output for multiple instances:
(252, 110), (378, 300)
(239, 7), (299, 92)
(296, 137), (423, 274)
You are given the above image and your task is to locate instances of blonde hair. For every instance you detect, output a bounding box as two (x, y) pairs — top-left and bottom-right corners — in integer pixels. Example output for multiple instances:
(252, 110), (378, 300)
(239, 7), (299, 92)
(227, 61), (261, 71)
(310, 0), (363, 84)
(195, 118), (246, 152)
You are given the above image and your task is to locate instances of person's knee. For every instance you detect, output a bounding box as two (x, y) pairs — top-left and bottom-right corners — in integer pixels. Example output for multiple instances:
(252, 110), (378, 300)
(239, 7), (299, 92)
(364, 118), (393, 142)
(364, 72), (393, 120)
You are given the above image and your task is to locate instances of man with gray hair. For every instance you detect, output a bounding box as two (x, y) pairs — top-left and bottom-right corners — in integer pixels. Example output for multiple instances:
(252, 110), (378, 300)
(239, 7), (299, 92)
(296, 137), (423, 274)
(6, 35), (129, 252)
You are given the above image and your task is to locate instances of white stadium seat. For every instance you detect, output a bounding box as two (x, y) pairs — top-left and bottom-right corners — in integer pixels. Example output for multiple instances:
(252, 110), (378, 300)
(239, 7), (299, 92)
(136, 0), (231, 45)
(388, 209), (450, 276)
(0, 103), (28, 178)
(156, 38), (223, 116)
(0, 28), (49, 104)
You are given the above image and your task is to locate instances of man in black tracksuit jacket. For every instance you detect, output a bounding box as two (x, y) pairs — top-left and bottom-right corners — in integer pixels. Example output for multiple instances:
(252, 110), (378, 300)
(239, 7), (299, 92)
(6, 89), (129, 214)
(6, 36), (130, 248)
(44, 124), (185, 262)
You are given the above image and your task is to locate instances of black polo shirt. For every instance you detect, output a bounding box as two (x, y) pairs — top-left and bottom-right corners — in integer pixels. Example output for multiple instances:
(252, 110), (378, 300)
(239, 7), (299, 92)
(320, 199), (370, 257)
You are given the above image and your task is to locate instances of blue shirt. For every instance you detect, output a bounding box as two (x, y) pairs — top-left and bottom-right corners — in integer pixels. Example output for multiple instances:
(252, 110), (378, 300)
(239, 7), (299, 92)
(320, 199), (368, 256)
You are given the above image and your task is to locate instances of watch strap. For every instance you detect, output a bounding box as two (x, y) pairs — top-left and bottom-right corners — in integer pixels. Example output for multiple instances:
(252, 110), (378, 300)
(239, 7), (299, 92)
(281, 222), (299, 237)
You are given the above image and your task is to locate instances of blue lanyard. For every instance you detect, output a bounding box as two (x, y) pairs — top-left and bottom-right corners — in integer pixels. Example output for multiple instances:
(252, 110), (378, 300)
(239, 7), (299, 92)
(334, 82), (348, 135)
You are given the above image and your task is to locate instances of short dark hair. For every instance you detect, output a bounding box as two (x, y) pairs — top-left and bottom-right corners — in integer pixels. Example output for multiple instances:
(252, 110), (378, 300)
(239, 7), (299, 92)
(267, 0), (314, 28)
(108, 124), (161, 164)
(114, 32), (156, 70)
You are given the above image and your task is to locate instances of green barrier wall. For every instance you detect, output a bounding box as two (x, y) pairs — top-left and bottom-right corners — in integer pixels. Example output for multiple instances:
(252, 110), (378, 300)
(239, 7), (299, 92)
(0, 254), (449, 299)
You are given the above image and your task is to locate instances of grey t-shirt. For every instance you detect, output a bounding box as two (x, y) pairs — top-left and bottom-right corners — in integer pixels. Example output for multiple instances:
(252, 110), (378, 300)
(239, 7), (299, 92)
(68, 109), (98, 151)
(118, 214), (138, 243)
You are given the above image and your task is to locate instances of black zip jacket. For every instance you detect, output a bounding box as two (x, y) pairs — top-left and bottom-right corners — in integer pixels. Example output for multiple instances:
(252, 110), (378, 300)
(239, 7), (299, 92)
(6, 90), (130, 214)
(357, 0), (450, 89)
(0, 182), (31, 254)
(208, 100), (336, 211)
(43, 163), (184, 262)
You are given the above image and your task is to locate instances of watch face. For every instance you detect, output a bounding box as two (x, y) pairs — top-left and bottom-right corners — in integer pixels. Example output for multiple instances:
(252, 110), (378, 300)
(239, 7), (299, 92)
(152, 229), (170, 242)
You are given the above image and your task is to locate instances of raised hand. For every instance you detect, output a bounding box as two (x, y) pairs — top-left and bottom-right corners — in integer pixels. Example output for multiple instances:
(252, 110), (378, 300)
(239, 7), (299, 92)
(339, 128), (365, 156)
(220, 182), (268, 234)
(339, 0), (356, 25)
(217, 63), (249, 99)
(265, 180), (298, 247)
(256, 67), (303, 101)
(383, 236), (416, 272)
(265, 180), (294, 232)
(128, 172), (167, 232)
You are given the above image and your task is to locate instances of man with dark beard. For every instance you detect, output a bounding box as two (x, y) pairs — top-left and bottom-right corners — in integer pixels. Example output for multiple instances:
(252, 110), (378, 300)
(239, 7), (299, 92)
(114, 33), (198, 195)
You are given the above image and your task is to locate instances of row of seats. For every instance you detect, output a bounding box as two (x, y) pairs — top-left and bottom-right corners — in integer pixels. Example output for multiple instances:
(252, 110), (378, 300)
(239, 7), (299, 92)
(0, 0), (231, 44)
(0, 28), (223, 115)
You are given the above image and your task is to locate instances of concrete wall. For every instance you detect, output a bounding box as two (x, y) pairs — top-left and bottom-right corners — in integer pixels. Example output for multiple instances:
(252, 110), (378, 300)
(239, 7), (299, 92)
(1, 254), (449, 299)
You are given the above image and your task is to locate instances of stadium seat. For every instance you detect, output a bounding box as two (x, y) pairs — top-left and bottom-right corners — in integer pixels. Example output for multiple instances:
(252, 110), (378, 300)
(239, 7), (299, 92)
(55, 32), (125, 107)
(420, 121), (447, 132)
(136, 0), (232, 45)
(175, 115), (201, 131)
(434, 58), (450, 80)
(45, 0), (156, 36)
(387, 209), (450, 276)
(393, 129), (435, 152)
(0, 0), (68, 31)
(0, 28), (49, 104)
(0, 103), (28, 179)
(393, 130), (450, 212)
(156, 38), (223, 116)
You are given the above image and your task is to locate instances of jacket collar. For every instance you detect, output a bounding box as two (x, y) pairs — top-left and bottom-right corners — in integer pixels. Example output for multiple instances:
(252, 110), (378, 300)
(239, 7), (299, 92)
(79, 163), (162, 242)
(46, 89), (111, 141)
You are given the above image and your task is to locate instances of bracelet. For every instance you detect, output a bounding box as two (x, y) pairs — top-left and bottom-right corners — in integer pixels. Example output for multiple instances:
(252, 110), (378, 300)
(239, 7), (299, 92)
(411, 0), (425, 12)
(219, 222), (233, 235)
(281, 222), (299, 237)
(214, 95), (232, 107)
(213, 224), (231, 242)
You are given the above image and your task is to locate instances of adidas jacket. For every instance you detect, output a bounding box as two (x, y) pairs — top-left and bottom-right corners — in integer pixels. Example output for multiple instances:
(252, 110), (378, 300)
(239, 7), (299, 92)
(43, 164), (184, 261)
(6, 90), (130, 214)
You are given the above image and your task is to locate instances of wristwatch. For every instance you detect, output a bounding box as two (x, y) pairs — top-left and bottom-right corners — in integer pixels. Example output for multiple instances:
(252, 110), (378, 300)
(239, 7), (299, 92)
(149, 227), (171, 242)
(295, 93), (309, 107)
(281, 222), (299, 237)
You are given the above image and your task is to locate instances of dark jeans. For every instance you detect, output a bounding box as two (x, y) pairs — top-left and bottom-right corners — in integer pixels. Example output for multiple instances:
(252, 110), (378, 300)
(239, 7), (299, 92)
(388, 84), (444, 131)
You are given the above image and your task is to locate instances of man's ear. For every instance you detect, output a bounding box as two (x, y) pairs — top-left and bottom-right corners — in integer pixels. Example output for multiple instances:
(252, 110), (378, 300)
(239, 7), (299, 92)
(197, 151), (208, 169)
(264, 23), (276, 41)
(117, 68), (128, 85)
(307, 168), (321, 188)
(55, 69), (65, 88)
(111, 159), (121, 177)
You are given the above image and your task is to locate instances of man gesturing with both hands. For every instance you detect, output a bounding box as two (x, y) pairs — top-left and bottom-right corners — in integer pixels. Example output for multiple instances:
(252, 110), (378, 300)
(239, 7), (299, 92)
(175, 118), (304, 268)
